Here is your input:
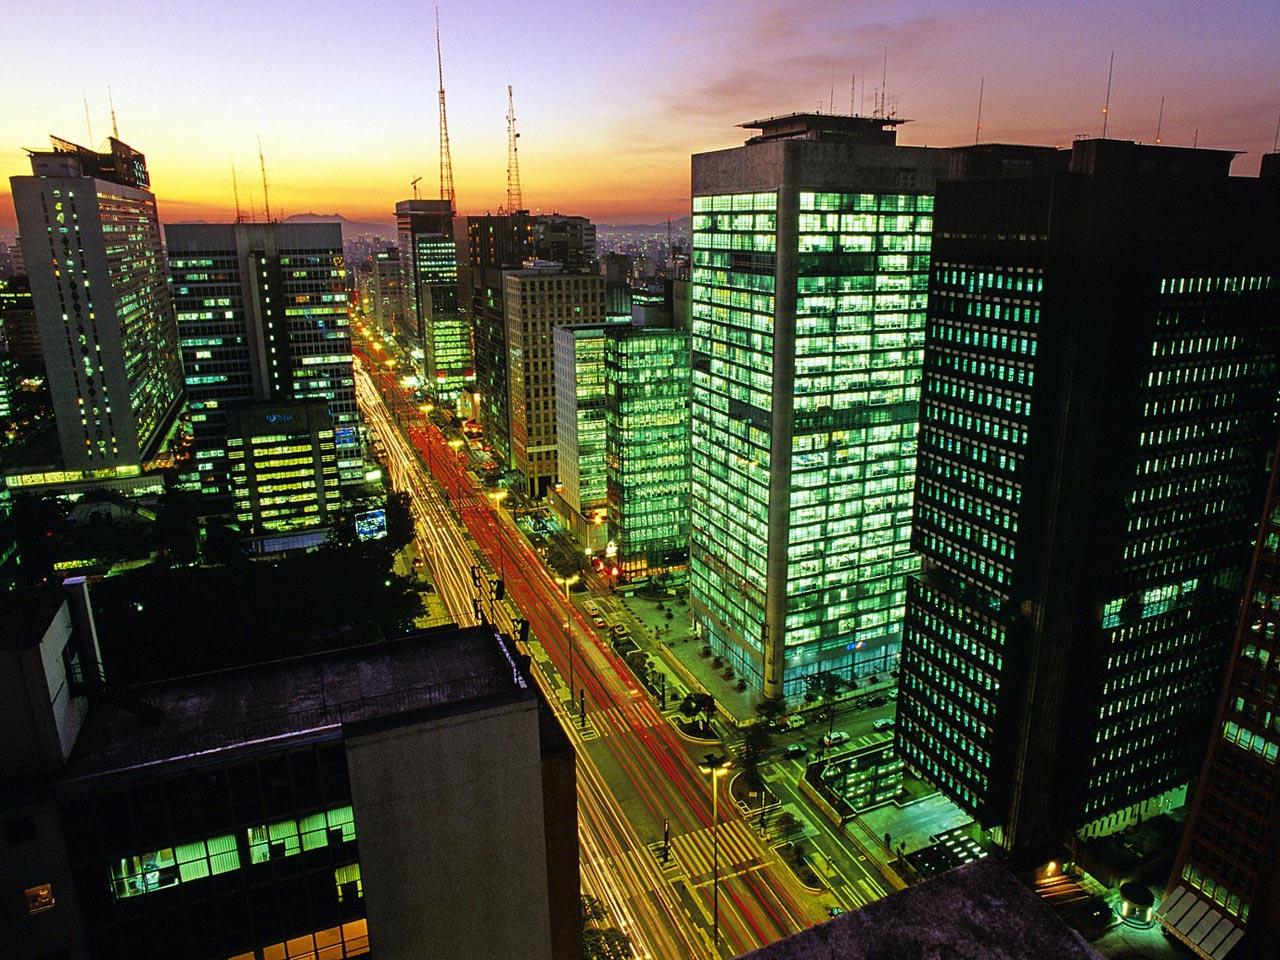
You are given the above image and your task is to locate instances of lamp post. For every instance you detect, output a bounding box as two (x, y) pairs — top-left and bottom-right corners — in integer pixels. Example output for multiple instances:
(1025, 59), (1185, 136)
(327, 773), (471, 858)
(557, 573), (581, 720)
(487, 489), (509, 580)
(418, 402), (434, 475)
(447, 437), (465, 500)
(698, 753), (732, 952)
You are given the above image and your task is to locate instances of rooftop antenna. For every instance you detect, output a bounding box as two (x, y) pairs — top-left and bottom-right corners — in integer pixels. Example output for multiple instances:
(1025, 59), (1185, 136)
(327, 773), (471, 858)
(1193, 128), (1198, 148)
(436, 7), (456, 206)
(975, 75), (985, 144)
(506, 84), (523, 212)
(108, 85), (120, 139)
(411, 175), (422, 200)
(1272, 107), (1279, 153)
(83, 94), (95, 148)
(1101, 51), (1114, 138)
(231, 157), (242, 224)
(1155, 96), (1165, 144)
(257, 134), (272, 223)
(880, 46), (888, 117)
(830, 67), (835, 116)
(850, 73), (855, 115)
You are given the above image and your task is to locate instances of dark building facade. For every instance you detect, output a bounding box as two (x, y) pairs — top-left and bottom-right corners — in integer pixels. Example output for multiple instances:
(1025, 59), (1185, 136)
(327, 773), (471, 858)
(896, 139), (1280, 852)
(465, 211), (534, 464)
(0, 610), (580, 960)
(1160, 439), (1280, 960)
(165, 222), (357, 500)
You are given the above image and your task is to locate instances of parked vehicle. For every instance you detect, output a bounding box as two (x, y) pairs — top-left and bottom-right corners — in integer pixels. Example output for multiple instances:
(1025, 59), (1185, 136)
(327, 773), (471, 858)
(872, 718), (894, 732)
(784, 743), (808, 759)
(782, 715), (806, 731)
(611, 624), (630, 638)
(584, 600), (600, 616)
(592, 615), (607, 628)
(821, 731), (851, 748)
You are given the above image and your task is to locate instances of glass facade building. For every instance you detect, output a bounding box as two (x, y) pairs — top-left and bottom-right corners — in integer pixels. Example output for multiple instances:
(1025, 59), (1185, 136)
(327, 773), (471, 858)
(166, 222), (357, 499)
(689, 114), (951, 699)
(897, 140), (1280, 851)
(11, 136), (183, 472)
(604, 325), (691, 582)
(553, 325), (609, 516)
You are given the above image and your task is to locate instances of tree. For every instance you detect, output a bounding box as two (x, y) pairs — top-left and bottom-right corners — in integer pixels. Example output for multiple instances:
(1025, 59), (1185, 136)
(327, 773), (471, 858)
(581, 894), (607, 925)
(740, 722), (773, 792)
(804, 670), (844, 737)
(775, 810), (800, 839)
(754, 699), (785, 724)
(583, 927), (631, 959)
(693, 692), (716, 735)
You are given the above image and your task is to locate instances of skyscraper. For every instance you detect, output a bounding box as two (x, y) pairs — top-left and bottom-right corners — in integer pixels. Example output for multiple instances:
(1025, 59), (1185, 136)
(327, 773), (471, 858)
(1160, 438), (1280, 960)
(369, 246), (405, 336)
(466, 212), (527, 462)
(604, 325), (691, 583)
(552, 324), (610, 550)
(896, 139), (1280, 852)
(165, 222), (357, 498)
(504, 263), (605, 498)
(689, 113), (950, 700)
(396, 199), (471, 405)
(10, 136), (183, 472)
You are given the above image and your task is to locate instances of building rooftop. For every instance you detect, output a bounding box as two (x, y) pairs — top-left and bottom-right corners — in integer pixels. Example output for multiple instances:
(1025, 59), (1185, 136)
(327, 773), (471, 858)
(739, 112), (907, 146)
(737, 859), (1103, 960)
(64, 626), (529, 780)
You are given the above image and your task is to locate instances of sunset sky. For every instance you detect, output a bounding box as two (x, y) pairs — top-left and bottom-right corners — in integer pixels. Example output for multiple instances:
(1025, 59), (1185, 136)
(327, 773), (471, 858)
(1, 0), (1276, 231)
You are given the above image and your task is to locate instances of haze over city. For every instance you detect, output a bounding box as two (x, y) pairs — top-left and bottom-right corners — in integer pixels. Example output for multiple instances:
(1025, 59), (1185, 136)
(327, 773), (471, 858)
(1, 0), (1277, 229)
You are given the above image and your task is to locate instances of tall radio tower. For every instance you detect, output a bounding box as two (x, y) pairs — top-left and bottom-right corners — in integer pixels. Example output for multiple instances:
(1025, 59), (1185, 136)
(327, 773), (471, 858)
(436, 7), (455, 207)
(506, 84), (523, 212)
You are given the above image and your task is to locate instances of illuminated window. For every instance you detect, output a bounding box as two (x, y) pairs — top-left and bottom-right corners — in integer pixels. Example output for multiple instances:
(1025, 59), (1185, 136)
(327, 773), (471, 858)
(25, 883), (55, 914)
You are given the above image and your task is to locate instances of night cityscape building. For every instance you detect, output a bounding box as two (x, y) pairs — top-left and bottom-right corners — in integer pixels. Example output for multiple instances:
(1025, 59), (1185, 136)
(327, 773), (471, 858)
(0, 606), (580, 960)
(1160, 439), (1280, 959)
(165, 221), (358, 500)
(895, 138), (1280, 853)
(395, 199), (471, 405)
(551, 323), (611, 551)
(533, 213), (597, 268)
(689, 113), (950, 700)
(464, 210), (534, 463)
(369, 245), (405, 336)
(504, 262), (605, 498)
(603, 324), (691, 583)
(226, 400), (341, 550)
(10, 136), (183, 473)
(0, 274), (42, 364)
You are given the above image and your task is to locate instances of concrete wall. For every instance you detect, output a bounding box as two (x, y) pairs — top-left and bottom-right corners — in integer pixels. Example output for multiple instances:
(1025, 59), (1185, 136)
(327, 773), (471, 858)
(345, 697), (556, 960)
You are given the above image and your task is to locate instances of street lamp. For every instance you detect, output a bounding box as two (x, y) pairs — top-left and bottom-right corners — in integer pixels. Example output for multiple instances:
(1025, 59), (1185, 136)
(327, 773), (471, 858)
(487, 489), (509, 579)
(698, 753), (733, 951)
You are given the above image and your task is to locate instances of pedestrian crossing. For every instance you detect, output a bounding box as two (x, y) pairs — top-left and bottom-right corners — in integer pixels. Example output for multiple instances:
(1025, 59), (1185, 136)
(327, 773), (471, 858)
(670, 819), (763, 880)
(589, 700), (665, 739)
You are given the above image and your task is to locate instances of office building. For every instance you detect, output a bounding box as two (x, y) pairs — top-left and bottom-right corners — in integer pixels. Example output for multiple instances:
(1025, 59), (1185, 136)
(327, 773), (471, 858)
(0, 274), (43, 364)
(396, 199), (471, 405)
(631, 279), (673, 327)
(505, 263), (605, 498)
(604, 325), (691, 582)
(0, 480), (18, 591)
(369, 246), (405, 336)
(10, 136), (183, 472)
(689, 113), (951, 699)
(533, 213), (596, 267)
(1159, 439), (1280, 959)
(551, 324), (610, 550)
(226, 400), (340, 547)
(0, 610), (581, 960)
(165, 222), (358, 498)
(896, 139), (1280, 853)
(8, 237), (26, 276)
(466, 211), (535, 463)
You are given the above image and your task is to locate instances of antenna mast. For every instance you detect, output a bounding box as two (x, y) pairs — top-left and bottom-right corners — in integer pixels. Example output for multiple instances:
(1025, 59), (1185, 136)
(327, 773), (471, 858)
(83, 95), (95, 148)
(1155, 96), (1165, 145)
(436, 7), (456, 207)
(975, 76), (985, 145)
(257, 135), (272, 223)
(880, 46), (888, 117)
(1101, 51), (1114, 138)
(108, 85), (119, 139)
(506, 84), (523, 212)
(850, 73), (855, 114)
(231, 158), (242, 224)
(1272, 108), (1279, 154)
(411, 176), (422, 200)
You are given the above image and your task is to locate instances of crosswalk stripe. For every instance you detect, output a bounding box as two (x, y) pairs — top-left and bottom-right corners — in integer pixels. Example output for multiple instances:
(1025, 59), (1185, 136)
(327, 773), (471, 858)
(671, 820), (762, 878)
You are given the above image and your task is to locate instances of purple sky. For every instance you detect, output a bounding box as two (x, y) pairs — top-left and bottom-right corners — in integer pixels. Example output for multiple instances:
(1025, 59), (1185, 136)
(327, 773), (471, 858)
(1, 0), (1277, 228)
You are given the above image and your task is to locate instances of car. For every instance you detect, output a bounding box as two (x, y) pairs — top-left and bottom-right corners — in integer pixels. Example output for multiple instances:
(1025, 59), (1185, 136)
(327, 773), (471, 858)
(827, 906), (845, 918)
(584, 600), (600, 616)
(866, 695), (887, 708)
(784, 743), (808, 759)
(611, 624), (630, 638)
(872, 718), (894, 732)
(782, 715), (806, 731)
(821, 731), (851, 748)
(592, 615), (607, 628)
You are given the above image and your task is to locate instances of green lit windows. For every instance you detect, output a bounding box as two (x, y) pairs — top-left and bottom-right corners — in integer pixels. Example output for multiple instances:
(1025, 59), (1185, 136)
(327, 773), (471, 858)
(110, 834), (240, 899)
(335, 862), (363, 901)
(247, 805), (356, 863)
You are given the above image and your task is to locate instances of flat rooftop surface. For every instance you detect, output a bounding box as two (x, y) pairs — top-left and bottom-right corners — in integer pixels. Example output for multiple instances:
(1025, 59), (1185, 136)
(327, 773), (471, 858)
(66, 626), (527, 779)
(738, 859), (1103, 960)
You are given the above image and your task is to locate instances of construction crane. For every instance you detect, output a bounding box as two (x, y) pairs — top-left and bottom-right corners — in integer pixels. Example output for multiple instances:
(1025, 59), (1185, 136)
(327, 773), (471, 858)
(435, 7), (455, 207)
(257, 134), (272, 223)
(506, 84), (523, 213)
(410, 176), (422, 200)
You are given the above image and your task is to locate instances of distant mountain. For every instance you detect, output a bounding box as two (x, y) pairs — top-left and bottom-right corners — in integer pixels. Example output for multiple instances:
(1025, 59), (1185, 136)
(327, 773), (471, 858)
(597, 216), (691, 232)
(284, 212), (395, 236)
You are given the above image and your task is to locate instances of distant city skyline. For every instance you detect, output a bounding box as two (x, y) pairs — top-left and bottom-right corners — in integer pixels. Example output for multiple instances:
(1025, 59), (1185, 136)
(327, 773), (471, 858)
(1, 0), (1277, 230)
